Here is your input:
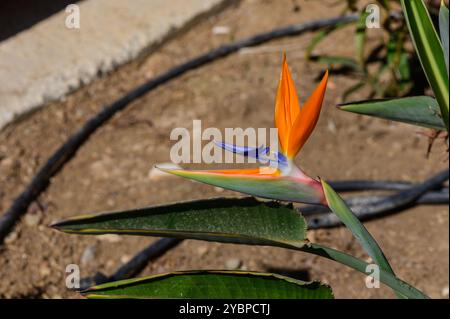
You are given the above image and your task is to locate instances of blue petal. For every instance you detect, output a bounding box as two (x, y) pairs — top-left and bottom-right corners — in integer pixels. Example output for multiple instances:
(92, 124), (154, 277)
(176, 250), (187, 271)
(265, 151), (288, 170)
(214, 141), (289, 170)
(276, 152), (288, 165)
(214, 141), (269, 159)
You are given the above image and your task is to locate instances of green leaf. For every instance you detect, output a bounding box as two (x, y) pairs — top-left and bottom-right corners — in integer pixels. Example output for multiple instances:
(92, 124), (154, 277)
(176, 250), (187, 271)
(52, 197), (308, 248)
(377, 0), (390, 10)
(320, 180), (403, 298)
(306, 28), (333, 60)
(338, 96), (446, 130)
(401, 0), (449, 130)
(356, 10), (369, 70)
(82, 270), (334, 299)
(305, 22), (353, 60)
(53, 197), (429, 299)
(309, 55), (359, 71)
(302, 243), (428, 299)
(158, 167), (324, 205)
(342, 81), (366, 102)
(439, 1), (449, 75)
(386, 31), (411, 84)
(397, 51), (411, 83)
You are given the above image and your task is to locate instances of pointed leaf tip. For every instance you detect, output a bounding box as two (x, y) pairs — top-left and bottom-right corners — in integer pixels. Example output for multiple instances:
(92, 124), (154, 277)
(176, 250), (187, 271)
(276, 54), (301, 155)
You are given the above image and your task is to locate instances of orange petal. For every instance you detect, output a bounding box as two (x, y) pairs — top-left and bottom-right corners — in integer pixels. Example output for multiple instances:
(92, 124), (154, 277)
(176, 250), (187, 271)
(200, 168), (279, 176)
(275, 54), (301, 154)
(159, 167), (280, 177)
(287, 70), (329, 157)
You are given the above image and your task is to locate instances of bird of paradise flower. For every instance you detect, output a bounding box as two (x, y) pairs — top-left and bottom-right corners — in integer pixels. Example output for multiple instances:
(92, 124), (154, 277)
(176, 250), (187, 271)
(159, 54), (329, 205)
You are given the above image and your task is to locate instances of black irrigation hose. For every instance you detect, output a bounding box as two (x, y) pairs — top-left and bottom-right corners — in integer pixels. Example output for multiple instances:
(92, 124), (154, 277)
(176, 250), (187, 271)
(301, 189), (449, 216)
(0, 14), (359, 244)
(110, 238), (182, 282)
(79, 238), (182, 290)
(328, 180), (443, 192)
(306, 169), (449, 229)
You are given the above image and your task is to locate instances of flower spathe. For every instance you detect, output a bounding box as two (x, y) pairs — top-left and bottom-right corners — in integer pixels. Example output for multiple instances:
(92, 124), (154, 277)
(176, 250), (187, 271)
(276, 55), (329, 159)
(158, 54), (329, 205)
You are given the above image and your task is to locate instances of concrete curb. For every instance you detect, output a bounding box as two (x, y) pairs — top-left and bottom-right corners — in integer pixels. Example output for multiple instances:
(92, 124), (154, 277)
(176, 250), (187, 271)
(0, 0), (226, 130)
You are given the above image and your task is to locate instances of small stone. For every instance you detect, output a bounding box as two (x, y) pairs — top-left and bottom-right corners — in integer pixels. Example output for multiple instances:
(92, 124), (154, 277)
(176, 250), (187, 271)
(24, 211), (42, 226)
(364, 256), (373, 263)
(4, 231), (18, 244)
(89, 158), (112, 179)
(327, 80), (336, 90)
(55, 109), (65, 120)
(39, 262), (51, 277)
(120, 254), (131, 264)
(106, 198), (115, 207)
(327, 119), (337, 133)
(212, 26), (230, 35)
(155, 266), (167, 274)
(81, 245), (97, 265)
(442, 286), (449, 298)
(106, 260), (115, 268)
(214, 187), (224, 193)
(148, 163), (182, 181)
(97, 234), (122, 243)
(436, 213), (446, 224)
(196, 245), (208, 257)
(225, 258), (242, 270)
(307, 231), (316, 242)
(0, 157), (14, 169)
